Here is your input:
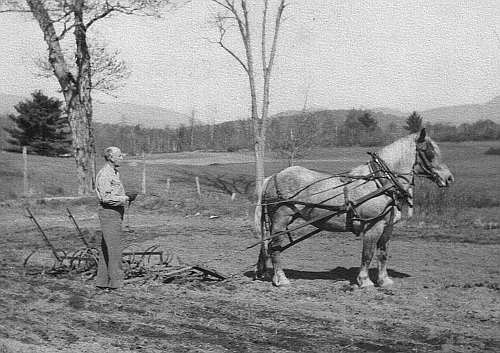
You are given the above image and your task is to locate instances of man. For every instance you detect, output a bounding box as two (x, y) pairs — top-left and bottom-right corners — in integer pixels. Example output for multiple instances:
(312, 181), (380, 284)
(95, 147), (137, 291)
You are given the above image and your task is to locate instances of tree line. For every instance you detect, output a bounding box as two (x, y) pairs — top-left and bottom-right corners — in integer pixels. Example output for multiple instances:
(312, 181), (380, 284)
(93, 108), (500, 157)
(4, 91), (500, 158)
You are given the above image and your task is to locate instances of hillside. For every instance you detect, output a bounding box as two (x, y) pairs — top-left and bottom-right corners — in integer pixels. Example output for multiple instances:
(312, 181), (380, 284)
(274, 108), (404, 129)
(0, 93), (190, 129)
(419, 96), (500, 125)
(2, 92), (500, 130)
(93, 100), (190, 128)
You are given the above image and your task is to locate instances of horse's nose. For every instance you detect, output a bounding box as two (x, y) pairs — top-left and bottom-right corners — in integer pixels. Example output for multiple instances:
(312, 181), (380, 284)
(446, 174), (454, 186)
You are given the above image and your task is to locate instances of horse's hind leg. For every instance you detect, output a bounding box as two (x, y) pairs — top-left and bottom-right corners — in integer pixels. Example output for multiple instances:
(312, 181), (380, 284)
(254, 240), (271, 281)
(269, 207), (295, 287)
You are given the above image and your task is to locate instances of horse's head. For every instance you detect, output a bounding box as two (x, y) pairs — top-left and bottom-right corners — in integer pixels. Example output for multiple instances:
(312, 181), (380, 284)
(414, 129), (454, 187)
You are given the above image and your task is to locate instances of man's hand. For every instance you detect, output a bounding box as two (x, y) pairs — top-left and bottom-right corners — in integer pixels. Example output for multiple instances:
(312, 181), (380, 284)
(126, 190), (138, 203)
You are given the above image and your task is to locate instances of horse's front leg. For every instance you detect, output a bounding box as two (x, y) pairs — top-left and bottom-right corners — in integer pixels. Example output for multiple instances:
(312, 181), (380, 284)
(376, 220), (395, 287)
(357, 221), (385, 288)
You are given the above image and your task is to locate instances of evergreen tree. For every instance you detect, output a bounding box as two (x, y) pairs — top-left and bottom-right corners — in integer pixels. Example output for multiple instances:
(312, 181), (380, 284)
(341, 109), (362, 146)
(358, 111), (378, 131)
(3, 91), (71, 156)
(404, 111), (423, 133)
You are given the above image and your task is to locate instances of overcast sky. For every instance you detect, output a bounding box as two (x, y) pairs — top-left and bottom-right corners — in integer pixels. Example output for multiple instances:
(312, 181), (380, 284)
(1, 0), (500, 123)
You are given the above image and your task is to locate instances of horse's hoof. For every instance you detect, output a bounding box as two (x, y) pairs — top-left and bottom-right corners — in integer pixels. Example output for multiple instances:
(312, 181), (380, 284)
(253, 271), (271, 282)
(378, 277), (394, 287)
(273, 271), (291, 287)
(357, 277), (375, 289)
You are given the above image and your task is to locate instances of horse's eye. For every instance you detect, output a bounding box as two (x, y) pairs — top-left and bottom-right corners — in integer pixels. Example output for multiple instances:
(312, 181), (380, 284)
(425, 149), (433, 160)
(423, 144), (436, 161)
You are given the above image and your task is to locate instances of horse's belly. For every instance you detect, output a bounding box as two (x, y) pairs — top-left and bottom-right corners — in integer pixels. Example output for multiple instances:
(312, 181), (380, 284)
(306, 212), (349, 232)
(303, 208), (363, 234)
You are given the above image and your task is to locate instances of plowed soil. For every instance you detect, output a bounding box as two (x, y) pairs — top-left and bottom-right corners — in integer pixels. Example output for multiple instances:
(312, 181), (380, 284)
(1, 205), (499, 352)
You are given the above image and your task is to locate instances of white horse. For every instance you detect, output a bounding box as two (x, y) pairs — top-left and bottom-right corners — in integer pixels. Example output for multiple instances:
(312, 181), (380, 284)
(254, 129), (453, 287)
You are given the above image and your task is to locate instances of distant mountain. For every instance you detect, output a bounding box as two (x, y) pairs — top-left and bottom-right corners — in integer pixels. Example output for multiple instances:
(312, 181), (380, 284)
(0, 93), (190, 129)
(370, 96), (500, 125)
(371, 107), (406, 117)
(2, 92), (500, 129)
(93, 100), (191, 128)
(419, 96), (500, 125)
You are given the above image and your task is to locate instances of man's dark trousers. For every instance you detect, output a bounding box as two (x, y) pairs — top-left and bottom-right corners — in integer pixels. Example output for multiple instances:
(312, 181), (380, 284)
(96, 207), (124, 289)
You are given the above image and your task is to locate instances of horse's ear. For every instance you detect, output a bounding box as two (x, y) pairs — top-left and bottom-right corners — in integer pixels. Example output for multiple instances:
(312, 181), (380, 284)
(417, 128), (426, 143)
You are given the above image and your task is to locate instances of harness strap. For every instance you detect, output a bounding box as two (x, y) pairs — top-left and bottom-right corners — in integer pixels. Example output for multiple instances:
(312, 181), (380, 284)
(344, 185), (355, 231)
(369, 151), (411, 201)
(249, 195), (398, 249)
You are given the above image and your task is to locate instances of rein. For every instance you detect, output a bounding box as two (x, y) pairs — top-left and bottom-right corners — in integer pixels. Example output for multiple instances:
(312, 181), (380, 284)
(367, 151), (412, 202)
(250, 147), (424, 249)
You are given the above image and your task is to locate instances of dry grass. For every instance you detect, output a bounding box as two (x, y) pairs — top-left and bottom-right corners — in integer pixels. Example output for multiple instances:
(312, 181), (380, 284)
(1, 141), (499, 227)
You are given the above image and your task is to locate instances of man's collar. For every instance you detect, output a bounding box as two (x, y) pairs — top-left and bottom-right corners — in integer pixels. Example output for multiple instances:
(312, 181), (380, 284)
(105, 163), (118, 173)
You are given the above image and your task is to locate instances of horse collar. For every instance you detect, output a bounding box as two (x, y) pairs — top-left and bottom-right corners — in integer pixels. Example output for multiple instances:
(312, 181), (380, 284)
(368, 152), (411, 202)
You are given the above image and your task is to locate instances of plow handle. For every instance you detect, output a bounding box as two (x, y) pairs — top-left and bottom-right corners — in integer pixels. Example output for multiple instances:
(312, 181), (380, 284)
(67, 208), (90, 248)
(26, 208), (63, 263)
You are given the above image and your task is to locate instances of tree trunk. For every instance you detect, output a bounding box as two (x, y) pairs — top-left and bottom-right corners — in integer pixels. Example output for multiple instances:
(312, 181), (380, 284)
(27, 0), (95, 195)
(212, 0), (286, 234)
(253, 129), (265, 233)
(66, 97), (94, 194)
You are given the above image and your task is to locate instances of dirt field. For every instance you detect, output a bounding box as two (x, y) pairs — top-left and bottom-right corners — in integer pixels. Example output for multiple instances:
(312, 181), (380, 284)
(1, 201), (499, 353)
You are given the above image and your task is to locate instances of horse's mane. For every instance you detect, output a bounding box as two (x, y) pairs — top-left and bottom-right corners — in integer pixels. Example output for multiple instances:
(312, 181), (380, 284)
(377, 133), (419, 173)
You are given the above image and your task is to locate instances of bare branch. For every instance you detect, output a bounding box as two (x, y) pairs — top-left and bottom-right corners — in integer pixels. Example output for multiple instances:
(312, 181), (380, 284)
(0, 0), (30, 13)
(262, 0), (268, 74)
(211, 0), (234, 13)
(214, 13), (248, 72)
(266, 0), (286, 73)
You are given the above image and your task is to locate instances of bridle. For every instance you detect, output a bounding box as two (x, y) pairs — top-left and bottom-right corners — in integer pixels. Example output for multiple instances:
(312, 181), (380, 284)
(412, 140), (441, 183)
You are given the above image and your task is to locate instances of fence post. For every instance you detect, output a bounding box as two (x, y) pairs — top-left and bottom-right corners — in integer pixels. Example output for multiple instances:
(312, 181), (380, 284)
(142, 152), (146, 194)
(23, 146), (28, 197)
(166, 178), (171, 194)
(195, 176), (201, 197)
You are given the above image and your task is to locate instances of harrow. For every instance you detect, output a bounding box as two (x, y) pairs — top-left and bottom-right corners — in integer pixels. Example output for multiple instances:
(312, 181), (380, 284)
(23, 208), (226, 282)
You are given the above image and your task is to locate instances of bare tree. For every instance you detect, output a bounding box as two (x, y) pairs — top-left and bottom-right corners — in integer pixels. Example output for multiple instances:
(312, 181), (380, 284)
(211, 0), (287, 229)
(0, 0), (180, 194)
(35, 37), (132, 95)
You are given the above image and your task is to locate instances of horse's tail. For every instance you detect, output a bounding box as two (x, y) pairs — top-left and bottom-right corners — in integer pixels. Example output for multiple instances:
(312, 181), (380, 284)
(254, 175), (273, 280)
(254, 175), (272, 240)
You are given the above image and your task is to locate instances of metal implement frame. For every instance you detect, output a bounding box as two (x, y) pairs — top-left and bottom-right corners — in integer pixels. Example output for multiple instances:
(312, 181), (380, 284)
(24, 208), (226, 282)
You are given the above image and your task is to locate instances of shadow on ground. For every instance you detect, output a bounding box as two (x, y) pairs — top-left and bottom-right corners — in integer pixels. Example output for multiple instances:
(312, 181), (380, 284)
(245, 266), (410, 285)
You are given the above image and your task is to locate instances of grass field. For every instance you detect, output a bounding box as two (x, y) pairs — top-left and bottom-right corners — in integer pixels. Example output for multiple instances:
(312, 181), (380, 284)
(1, 140), (499, 226)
